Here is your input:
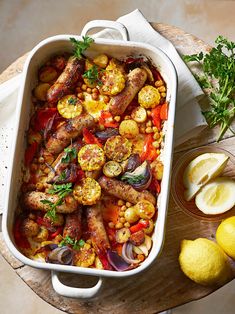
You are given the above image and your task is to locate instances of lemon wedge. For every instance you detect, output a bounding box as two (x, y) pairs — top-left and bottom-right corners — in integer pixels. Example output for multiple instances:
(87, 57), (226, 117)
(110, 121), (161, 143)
(195, 177), (235, 214)
(183, 153), (229, 201)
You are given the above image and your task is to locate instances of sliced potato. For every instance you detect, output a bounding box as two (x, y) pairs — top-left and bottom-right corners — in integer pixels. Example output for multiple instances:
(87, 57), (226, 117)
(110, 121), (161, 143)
(73, 177), (101, 205)
(104, 135), (132, 162)
(93, 54), (109, 68)
(131, 106), (147, 123)
(78, 144), (105, 171)
(119, 120), (139, 139)
(151, 160), (164, 180)
(57, 95), (83, 119)
(103, 161), (122, 177)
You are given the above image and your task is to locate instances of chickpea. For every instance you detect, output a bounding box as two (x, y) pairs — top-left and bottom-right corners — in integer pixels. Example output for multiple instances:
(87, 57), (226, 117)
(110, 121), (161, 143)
(108, 222), (115, 229)
(155, 80), (163, 87)
(118, 199), (125, 206)
(119, 211), (124, 217)
(135, 200), (155, 220)
(82, 84), (87, 91)
(103, 95), (110, 103)
(152, 141), (159, 148)
(87, 87), (92, 94)
(125, 202), (132, 208)
(115, 222), (123, 229)
(161, 92), (166, 98)
(124, 207), (139, 223)
(124, 222), (130, 228)
(114, 116), (121, 122)
(77, 92), (84, 100)
(92, 88), (98, 94)
(153, 132), (160, 140)
(119, 217), (126, 224)
(146, 120), (152, 127)
(158, 86), (166, 93)
(92, 93), (99, 100)
(120, 205), (127, 211)
(145, 127), (153, 133)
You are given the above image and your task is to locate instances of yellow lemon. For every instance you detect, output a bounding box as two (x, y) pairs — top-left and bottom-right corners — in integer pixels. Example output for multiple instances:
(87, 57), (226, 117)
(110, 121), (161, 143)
(216, 216), (235, 259)
(195, 177), (235, 215)
(179, 238), (231, 286)
(183, 153), (229, 201)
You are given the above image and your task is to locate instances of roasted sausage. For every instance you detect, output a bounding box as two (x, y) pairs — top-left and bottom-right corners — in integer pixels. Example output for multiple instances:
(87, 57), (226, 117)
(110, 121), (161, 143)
(86, 203), (112, 270)
(47, 56), (85, 103)
(109, 68), (147, 116)
(45, 113), (95, 155)
(63, 209), (82, 240)
(129, 230), (145, 246)
(21, 218), (40, 237)
(98, 176), (156, 205)
(47, 140), (83, 183)
(22, 191), (78, 214)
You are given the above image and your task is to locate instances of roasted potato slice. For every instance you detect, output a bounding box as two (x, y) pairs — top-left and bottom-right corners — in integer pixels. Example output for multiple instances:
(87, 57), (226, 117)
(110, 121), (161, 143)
(104, 135), (132, 162)
(103, 161), (122, 177)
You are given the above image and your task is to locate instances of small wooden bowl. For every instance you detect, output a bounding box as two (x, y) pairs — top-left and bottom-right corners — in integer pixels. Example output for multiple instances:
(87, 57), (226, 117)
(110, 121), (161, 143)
(171, 146), (235, 221)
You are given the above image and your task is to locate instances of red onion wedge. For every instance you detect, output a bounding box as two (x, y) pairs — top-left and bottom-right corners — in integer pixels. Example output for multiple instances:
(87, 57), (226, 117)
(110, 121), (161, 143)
(122, 242), (140, 264)
(107, 250), (130, 271)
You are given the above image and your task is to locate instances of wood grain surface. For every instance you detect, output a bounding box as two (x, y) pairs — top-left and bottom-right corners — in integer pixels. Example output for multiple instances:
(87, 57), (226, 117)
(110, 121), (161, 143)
(0, 23), (235, 314)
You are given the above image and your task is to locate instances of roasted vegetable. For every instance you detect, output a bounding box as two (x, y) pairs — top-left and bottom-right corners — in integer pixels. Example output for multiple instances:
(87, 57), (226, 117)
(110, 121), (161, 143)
(125, 154), (142, 173)
(95, 128), (119, 142)
(34, 83), (50, 101)
(73, 177), (101, 205)
(134, 200), (156, 219)
(104, 135), (132, 162)
(101, 59), (126, 95)
(74, 244), (96, 267)
(103, 161), (122, 178)
(57, 94), (83, 119)
(119, 119), (139, 139)
(138, 85), (161, 109)
(131, 106), (147, 123)
(78, 144), (105, 171)
(121, 161), (152, 190)
(93, 54), (109, 68)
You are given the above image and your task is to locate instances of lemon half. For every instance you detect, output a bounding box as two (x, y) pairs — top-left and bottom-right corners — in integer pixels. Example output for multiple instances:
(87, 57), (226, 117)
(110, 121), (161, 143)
(183, 153), (229, 201)
(195, 177), (235, 215)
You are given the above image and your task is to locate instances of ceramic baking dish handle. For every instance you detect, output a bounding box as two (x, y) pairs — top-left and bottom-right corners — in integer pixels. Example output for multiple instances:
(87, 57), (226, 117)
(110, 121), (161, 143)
(51, 271), (103, 298)
(81, 20), (129, 41)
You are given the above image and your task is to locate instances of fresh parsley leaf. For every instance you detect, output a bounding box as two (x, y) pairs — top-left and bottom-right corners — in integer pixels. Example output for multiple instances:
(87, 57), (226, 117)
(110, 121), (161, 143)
(70, 36), (94, 59)
(83, 65), (102, 85)
(41, 198), (62, 221)
(68, 97), (77, 105)
(121, 174), (146, 184)
(59, 235), (85, 250)
(61, 147), (77, 163)
(183, 35), (235, 141)
(47, 183), (73, 198)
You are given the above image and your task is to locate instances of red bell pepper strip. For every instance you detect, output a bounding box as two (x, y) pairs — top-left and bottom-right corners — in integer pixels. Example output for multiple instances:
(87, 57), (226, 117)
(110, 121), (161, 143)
(130, 220), (149, 233)
(48, 226), (63, 240)
(33, 108), (58, 132)
(13, 219), (30, 249)
(160, 103), (168, 120)
(99, 111), (119, 128)
(83, 128), (102, 147)
(151, 106), (162, 130)
(149, 178), (161, 195)
(140, 134), (159, 162)
(151, 67), (162, 81)
(24, 141), (38, 166)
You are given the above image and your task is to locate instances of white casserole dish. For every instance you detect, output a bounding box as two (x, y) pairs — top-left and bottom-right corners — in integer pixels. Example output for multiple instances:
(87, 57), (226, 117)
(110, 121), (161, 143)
(2, 20), (177, 298)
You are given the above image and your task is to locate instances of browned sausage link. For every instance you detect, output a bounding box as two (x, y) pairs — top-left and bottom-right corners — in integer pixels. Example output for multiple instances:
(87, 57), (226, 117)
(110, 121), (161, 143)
(47, 57), (85, 103)
(63, 209), (82, 240)
(47, 140), (83, 183)
(98, 176), (156, 205)
(22, 191), (78, 214)
(109, 68), (147, 116)
(45, 113), (95, 155)
(86, 203), (112, 270)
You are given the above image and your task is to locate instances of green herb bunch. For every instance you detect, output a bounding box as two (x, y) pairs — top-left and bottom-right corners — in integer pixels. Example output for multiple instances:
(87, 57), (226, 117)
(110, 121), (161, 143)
(59, 235), (85, 250)
(70, 36), (94, 59)
(183, 36), (235, 141)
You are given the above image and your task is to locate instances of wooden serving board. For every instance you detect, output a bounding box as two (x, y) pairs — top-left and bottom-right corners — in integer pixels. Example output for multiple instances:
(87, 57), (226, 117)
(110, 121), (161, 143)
(0, 23), (235, 314)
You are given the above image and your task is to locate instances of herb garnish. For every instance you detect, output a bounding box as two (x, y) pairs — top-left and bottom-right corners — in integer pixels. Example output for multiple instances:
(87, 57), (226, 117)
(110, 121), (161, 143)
(183, 36), (235, 141)
(57, 170), (66, 181)
(41, 198), (63, 221)
(61, 147), (77, 163)
(121, 174), (146, 184)
(83, 65), (102, 85)
(47, 183), (73, 198)
(68, 97), (77, 105)
(70, 36), (94, 59)
(59, 235), (85, 250)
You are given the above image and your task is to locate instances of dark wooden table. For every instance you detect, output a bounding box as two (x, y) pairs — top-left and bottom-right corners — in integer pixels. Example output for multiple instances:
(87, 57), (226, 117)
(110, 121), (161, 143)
(0, 23), (235, 313)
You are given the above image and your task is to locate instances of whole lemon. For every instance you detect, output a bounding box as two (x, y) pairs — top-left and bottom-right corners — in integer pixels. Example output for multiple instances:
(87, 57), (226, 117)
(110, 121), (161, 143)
(179, 238), (231, 286)
(216, 216), (235, 259)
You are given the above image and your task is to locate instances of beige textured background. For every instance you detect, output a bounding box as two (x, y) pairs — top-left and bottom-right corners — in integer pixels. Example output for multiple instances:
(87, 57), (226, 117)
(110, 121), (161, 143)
(0, 1), (235, 314)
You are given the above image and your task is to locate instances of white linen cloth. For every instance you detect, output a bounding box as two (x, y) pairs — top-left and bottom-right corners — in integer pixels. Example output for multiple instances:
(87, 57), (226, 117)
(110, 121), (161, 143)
(0, 9), (207, 213)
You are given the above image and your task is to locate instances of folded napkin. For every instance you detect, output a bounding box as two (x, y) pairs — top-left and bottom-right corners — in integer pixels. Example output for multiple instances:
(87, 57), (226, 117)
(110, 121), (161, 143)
(94, 9), (207, 145)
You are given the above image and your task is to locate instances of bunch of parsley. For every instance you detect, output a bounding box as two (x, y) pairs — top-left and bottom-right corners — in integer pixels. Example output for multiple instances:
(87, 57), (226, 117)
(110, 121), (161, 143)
(183, 36), (235, 141)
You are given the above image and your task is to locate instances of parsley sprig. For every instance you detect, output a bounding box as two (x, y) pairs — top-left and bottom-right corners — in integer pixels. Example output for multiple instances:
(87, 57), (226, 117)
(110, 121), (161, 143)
(183, 36), (235, 141)
(41, 183), (73, 221)
(61, 147), (77, 163)
(83, 65), (102, 85)
(41, 198), (63, 221)
(59, 235), (85, 250)
(70, 36), (94, 59)
(47, 183), (73, 198)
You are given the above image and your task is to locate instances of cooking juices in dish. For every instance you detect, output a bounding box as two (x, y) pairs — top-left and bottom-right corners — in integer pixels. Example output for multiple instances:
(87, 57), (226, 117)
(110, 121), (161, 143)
(13, 37), (168, 271)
